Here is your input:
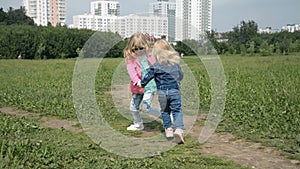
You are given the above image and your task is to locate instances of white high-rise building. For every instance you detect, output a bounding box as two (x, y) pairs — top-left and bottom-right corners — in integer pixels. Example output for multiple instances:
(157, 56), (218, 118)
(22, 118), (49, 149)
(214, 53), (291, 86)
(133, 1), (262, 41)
(73, 13), (168, 40)
(282, 24), (300, 32)
(72, 0), (213, 41)
(116, 14), (168, 39)
(73, 0), (119, 32)
(149, 0), (176, 41)
(22, 0), (66, 26)
(175, 0), (212, 41)
(73, 14), (118, 32)
(73, 1), (168, 40)
(90, 0), (120, 16)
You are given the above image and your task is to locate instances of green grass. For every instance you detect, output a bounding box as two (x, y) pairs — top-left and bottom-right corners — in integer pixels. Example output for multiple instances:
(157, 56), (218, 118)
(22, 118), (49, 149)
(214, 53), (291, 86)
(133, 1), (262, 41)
(0, 58), (246, 168)
(184, 55), (300, 159)
(0, 55), (299, 167)
(0, 59), (75, 118)
(0, 114), (244, 168)
(224, 56), (300, 147)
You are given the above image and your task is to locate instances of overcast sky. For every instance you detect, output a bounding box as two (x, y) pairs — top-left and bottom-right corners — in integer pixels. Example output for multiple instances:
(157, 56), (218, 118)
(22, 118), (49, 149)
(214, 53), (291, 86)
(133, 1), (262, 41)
(1, 0), (299, 32)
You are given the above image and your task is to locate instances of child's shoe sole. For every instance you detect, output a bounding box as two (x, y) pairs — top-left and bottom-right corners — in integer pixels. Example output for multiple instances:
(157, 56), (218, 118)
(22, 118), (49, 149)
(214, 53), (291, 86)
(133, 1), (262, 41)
(174, 129), (184, 144)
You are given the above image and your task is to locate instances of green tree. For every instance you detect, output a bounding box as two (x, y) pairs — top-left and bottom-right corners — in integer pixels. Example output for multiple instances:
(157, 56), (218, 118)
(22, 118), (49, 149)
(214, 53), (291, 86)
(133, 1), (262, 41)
(206, 30), (221, 54)
(173, 40), (196, 56)
(239, 20), (258, 44)
(247, 41), (255, 56)
(279, 36), (291, 55)
(0, 25), (96, 59)
(227, 20), (258, 54)
(288, 40), (300, 53)
(217, 41), (229, 55)
(106, 40), (126, 58)
(240, 44), (246, 56)
(0, 8), (7, 24)
(227, 26), (241, 53)
(274, 42), (281, 55)
(6, 7), (34, 25)
(259, 40), (271, 56)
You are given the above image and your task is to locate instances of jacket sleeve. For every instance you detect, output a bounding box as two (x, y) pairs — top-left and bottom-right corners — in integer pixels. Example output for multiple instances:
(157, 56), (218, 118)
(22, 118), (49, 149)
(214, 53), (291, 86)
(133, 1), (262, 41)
(127, 60), (141, 85)
(141, 66), (155, 87)
(178, 64), (184, 81)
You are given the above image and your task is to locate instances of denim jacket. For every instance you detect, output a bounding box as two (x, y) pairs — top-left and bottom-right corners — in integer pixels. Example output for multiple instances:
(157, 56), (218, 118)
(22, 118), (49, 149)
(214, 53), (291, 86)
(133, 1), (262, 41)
(141, 63), (184, 90)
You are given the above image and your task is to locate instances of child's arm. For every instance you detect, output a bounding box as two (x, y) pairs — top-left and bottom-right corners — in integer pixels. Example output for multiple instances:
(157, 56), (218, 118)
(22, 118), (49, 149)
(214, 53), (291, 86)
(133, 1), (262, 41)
(127, 62), (141, 85)
(140, 66), (155, 87)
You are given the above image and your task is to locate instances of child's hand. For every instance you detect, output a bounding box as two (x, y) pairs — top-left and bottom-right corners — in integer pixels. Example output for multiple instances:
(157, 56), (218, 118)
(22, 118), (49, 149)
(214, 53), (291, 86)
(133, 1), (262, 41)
(137, 81), (142, 88)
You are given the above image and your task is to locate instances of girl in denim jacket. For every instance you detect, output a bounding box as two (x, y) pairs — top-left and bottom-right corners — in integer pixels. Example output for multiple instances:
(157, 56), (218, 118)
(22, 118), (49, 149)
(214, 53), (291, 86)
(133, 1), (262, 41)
(138, 39), (185, 144)
(123, 33), (160, 131)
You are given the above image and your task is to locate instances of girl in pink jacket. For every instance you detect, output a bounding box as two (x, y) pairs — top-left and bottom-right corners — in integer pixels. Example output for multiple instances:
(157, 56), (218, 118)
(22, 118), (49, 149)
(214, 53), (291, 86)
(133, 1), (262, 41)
(123, 32), (159, 131)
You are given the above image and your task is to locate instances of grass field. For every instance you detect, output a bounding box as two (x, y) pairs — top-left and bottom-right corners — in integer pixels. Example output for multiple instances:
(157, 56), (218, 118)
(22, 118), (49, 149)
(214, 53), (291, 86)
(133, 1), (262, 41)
(0, 55), (299, 168)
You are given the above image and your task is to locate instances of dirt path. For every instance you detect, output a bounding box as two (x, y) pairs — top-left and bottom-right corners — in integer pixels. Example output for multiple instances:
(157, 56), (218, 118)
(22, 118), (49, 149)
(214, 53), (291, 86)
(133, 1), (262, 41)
(1, 84), (299, 169)
(109, 84), (300, 169)
(0, 107), (82, 132)
(189, 117), (299, 169)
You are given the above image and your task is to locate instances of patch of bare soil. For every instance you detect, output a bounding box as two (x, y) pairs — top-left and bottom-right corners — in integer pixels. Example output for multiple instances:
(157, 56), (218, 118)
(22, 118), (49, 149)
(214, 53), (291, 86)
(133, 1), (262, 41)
(0, 107), (82, 132)
(189, 117), (300, 169)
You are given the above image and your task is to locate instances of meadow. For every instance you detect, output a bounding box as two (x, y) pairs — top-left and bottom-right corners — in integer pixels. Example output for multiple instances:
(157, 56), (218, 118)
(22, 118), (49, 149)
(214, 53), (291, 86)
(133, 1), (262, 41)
(0, 55), (299, 168)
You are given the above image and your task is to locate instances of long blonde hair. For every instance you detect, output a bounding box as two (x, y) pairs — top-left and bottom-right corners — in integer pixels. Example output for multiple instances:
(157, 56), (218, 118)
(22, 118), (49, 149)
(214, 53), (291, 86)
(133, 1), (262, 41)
(123, 32), (150, 61)
(152, 39), (180, 65)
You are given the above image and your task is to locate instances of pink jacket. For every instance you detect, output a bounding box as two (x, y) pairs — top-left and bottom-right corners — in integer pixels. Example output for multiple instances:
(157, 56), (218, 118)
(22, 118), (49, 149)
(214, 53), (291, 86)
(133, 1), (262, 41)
(127, 52), (156, 94)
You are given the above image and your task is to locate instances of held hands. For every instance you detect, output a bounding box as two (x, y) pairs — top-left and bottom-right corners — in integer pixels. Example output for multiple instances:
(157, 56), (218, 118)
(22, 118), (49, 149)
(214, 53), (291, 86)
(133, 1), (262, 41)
(136, 81), (143, 88)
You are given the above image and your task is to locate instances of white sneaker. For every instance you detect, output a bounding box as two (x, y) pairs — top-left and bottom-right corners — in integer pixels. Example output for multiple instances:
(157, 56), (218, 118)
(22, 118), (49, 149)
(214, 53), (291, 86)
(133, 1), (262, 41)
(127, 122), (144, 131)
(165, 128), (174, 138)
(174, 128), (184, 144)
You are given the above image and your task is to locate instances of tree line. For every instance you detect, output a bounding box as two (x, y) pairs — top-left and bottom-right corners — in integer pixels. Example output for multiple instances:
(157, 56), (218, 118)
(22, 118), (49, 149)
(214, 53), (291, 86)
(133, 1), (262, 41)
(208, 20), (300, 56)
(175, 20), (300, 56)
(0, 7), (126, 59)
(0, 7), (34, 26)
(0, 7), (299, 59)
(0, 25), (94, 59)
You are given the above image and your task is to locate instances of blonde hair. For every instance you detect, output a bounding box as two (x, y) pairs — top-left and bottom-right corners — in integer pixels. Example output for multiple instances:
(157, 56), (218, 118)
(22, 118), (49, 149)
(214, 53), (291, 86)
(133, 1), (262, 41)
(152, 39), (180, 65)
(123, 32), (150, 61)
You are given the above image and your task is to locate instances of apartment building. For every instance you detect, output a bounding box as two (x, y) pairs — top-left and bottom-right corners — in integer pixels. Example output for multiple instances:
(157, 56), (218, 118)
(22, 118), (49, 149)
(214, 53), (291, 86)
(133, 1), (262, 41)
(22, 0), (66, 26)
(73, 14), (118, 32)
(73, 0), (168, 40)
(91, 0), (120, 16)
(116, 14), (168, 39)
(149, 0), (176, 41)
(73, 0), (119, 32)
(282, 24), (300, 32)
(72, 0), (212, 41)
(175, 0), (212, 41)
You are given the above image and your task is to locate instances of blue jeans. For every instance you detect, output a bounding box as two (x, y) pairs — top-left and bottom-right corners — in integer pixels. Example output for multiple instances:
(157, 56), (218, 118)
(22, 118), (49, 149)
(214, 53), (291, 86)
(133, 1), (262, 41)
(130, 93), (143, 124)
(130, 92), (160, 124)
(142, 92), (161, 117)
(158, 88), (184, 130)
